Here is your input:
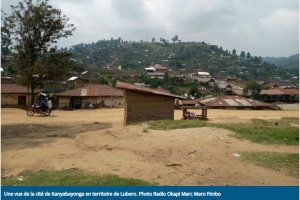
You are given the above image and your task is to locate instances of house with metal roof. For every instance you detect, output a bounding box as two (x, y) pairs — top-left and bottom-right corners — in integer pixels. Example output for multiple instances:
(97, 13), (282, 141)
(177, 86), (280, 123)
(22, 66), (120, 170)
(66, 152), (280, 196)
(1, 84), (42, 107)
(260, 88), (299, 102)
(56, 84), (124, 109)
(197, 95), (278, 110)
(116, 81), (185, 125)
(67, 76), (89, 88)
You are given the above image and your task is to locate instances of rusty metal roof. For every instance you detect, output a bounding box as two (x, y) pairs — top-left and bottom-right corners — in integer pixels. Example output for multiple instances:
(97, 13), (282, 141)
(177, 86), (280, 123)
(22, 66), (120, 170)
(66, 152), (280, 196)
(154, 64), (167, 70)
(232, 89), (243, 95)
(199, 95), (273, 108)
(260, 88), (299, 95)
(57, 84), (124, 97)
(180, 99), (199, 105)
(1, 84), (42, 94)
(116, 81), (186, 99)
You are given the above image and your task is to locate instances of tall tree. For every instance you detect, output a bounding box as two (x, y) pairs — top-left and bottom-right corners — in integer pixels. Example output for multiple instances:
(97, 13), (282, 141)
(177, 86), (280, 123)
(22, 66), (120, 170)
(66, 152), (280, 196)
(171, 35), (178, 43)
(232, 49), (236, 55)
(246, 52), (251, 60)
(240, 51), (245, 59)
(3, 0), (76, 104)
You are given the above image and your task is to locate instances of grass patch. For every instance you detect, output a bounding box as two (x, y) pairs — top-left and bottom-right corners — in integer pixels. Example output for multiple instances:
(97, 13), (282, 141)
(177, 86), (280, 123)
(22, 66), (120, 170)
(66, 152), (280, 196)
(240, 152), (299, 177)
(147, 117), (299, 145)
(147, 119), (206, 130)
(211, 118), (299, 145)
(1, 169), (154, 186)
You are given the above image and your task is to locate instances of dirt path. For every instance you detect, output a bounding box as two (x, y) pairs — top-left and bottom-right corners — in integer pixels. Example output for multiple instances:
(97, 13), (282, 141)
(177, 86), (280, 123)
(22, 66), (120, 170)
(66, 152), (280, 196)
(1, 108), (299, 186)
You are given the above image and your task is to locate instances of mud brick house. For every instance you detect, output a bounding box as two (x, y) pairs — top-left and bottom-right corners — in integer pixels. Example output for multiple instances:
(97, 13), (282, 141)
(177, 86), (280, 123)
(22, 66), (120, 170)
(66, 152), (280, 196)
(116, 81), (186, 126)
(1, 84), (42, 106)
(56, 84), (124, 109)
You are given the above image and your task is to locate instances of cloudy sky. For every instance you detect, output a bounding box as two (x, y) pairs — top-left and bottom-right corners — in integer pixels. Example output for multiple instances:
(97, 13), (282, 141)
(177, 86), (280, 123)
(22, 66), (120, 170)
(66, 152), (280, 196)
(1, 0), (299, 57)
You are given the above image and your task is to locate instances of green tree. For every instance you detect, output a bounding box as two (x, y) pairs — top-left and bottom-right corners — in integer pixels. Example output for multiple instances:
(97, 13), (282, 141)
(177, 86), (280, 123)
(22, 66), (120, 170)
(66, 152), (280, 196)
(163, 71), (169, 82)
(243, 80), (262, 99)
(188, 84), (201, 98)
(232, 49), (236, 55)
(3, 0), (76, 104)
(240, 51), (245, 59)
(171, 35), (178, 43)
(246, 52), (251, 60)
(213, 82), (221, 94)
(98, 76), (108, 85)
(1, 25), (11, 58)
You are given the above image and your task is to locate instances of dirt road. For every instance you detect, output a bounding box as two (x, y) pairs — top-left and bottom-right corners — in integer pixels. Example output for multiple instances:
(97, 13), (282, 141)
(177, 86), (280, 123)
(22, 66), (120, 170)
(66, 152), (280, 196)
(1, 108), (299, 185)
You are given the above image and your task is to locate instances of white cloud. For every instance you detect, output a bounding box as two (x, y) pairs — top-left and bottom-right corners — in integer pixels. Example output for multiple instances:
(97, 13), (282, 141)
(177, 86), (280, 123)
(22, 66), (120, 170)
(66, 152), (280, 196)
(259, 9), (299, 33)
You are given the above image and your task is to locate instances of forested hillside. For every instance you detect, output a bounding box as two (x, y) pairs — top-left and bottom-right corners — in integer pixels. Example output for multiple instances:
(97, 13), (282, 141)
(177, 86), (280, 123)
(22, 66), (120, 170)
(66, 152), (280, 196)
(262, 54), (299, 69)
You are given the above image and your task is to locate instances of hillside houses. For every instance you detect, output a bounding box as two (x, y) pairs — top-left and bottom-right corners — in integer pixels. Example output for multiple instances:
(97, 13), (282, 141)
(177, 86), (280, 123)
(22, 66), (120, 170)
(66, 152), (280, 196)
(144, 64), (168, 79)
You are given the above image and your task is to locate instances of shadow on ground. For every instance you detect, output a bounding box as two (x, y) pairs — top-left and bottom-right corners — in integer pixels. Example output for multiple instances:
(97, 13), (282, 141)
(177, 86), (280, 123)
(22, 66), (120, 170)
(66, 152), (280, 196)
(1, 122), (112, 151)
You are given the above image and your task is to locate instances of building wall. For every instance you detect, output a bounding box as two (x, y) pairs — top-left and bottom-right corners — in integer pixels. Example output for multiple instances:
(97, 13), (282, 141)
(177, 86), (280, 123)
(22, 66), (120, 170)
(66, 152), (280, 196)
(1, 93), (38, 106)
(58, 96), (124, 109)
(58, 97), (70, 108)
(124, 90), (175, 125)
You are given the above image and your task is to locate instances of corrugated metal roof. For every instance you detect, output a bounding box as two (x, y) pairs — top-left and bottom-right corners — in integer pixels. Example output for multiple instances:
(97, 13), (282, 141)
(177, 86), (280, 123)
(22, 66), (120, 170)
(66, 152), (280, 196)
(57, 84), (124, 97)
(199, 95), (273, 108)
(116, 81), (186, 99)
(68, 76), (78, 81)
(232, 89), (243, 95)
(1, 84), (42, 94)
(154, 64), (167, 70)
(260, 88), (299, 95)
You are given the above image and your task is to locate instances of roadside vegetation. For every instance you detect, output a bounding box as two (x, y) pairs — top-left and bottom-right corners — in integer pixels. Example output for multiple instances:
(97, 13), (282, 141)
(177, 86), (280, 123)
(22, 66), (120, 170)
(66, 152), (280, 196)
(148, 117), (299, 146)
(240, 152), (299, 177)
(1, 168), (153, 186)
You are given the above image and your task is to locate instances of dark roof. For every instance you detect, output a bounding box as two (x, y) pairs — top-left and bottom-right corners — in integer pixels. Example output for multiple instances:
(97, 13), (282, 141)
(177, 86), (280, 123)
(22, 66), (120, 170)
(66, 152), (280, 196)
(57, 84), (124, 97)
(1, 84), (42, 94)
(116, 81), (186, 99)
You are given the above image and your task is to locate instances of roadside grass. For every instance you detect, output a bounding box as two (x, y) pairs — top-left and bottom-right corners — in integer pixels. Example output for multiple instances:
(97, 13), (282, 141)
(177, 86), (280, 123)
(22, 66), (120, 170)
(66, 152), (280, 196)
(1, 169), (153, 186)
(147, 119), (207, 130)
(211, 118), (299, 145)
(148, 117), (299, 145)
(240, 152), (299, 177)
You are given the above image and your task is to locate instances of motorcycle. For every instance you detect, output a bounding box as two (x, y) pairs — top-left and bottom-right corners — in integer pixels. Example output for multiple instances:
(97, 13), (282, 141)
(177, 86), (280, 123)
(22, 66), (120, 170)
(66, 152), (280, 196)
(182, 108), (197, 120)
(27, 104), (51, 116)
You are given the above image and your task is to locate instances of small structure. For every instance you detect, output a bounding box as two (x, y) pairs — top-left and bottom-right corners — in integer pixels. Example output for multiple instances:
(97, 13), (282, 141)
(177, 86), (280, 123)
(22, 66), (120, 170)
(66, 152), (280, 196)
(1, 84), (42, 106)
(56, 84), (124, 109)
(116, 81), (185, 126)
(67, 76), (89, 88)
(154, 64), (168, 73)
(1, 76), (13, 84)
(81, 71), (92, 79)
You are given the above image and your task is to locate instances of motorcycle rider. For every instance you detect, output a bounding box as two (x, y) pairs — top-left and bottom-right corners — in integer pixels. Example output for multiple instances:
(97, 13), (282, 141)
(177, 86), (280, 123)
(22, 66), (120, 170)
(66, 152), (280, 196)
(38, 97), (47, 112)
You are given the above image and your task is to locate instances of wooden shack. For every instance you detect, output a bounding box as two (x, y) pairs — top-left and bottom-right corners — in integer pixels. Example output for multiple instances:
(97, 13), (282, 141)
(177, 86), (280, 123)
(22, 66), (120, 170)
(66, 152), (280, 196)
(116, 81), (186, 126)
